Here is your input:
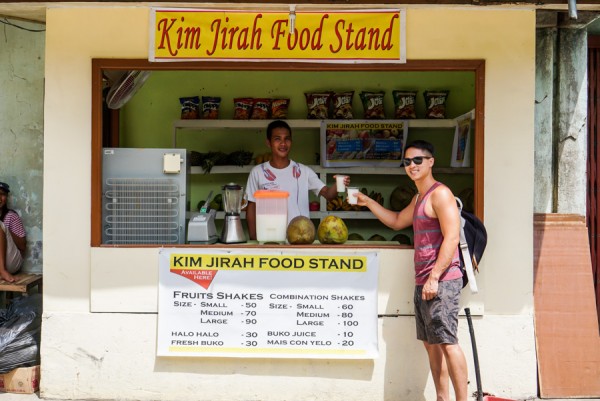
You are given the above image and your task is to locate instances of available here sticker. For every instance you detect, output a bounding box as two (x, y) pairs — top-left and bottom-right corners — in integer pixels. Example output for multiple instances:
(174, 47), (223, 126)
(150, 9), (406, 63)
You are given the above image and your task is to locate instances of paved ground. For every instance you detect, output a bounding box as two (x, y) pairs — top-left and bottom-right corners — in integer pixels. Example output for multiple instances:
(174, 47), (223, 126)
(2, 394), (600, 401)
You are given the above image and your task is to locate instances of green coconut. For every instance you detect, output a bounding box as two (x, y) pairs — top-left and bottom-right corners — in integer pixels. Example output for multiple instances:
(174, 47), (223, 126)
(317, 216), (348, 244)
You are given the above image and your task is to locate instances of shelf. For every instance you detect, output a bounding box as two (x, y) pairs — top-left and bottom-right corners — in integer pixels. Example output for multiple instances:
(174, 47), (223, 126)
(174, 118), (456, 130)
(181, 117), (472, 223)
(185, 211), (374, 220)
(309, 211), (375, 219)
(173, 118), (457, 147)
(190, 165), (473, 175)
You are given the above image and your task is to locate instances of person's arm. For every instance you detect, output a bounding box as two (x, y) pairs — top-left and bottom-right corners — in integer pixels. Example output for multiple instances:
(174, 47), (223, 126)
(318, 175), (350, 201)
(421, 186), (460, 300)
(6, 212), (26, 254)
(354, 191), (415, 231)
(10, 232), (26, 253)
(318, 185), (338, 201)
(246, 201), (257, 240)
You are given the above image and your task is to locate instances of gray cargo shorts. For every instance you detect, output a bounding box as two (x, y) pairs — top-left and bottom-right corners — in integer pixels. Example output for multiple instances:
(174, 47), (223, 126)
(414, 278), (462, 344)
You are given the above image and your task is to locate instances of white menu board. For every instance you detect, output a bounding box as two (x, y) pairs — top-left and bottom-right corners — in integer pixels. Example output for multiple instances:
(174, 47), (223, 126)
(157, 249), (379, 359)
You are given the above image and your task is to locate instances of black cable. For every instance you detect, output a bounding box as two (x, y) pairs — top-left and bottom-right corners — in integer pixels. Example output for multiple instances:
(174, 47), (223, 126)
(0, 18), (46, 32)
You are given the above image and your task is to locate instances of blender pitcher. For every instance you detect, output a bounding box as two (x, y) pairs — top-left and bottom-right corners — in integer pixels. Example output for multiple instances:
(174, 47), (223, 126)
(220, 183), (248, 243)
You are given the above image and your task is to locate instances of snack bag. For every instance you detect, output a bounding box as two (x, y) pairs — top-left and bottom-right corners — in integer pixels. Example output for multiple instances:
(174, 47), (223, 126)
(233, 98), (253, 120)
(179, 96), (200, 119)
(305, 92), (332, 119)
(392, 90), (417, 119)
(250, 98), (272, 119)
(332, 91), (354, 119)
(271, 98), (290, 119)
(202, 96), (221, 119)
(423, 90), (449, 119)
(360, 91), (386, 119)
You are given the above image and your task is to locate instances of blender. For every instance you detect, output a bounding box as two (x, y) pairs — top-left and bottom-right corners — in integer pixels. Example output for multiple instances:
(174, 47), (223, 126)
(220, 183), (248, 243)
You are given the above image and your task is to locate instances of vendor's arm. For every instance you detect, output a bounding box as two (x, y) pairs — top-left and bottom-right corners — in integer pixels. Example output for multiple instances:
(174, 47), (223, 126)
(318, 185), (338, 201)
(421, 186), (460, 300)
(318, 175), (350, 201)
(246, 201), (257, 240)
(355, 192), (415, 231)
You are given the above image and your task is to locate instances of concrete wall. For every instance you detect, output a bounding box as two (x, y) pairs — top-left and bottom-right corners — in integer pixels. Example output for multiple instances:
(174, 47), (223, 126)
(0, 18), (44, 273)
(41, 6), (537, 400)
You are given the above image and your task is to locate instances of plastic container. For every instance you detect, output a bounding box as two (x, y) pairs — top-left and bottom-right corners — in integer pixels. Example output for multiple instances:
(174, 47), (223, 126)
(254, 190), (289, 242)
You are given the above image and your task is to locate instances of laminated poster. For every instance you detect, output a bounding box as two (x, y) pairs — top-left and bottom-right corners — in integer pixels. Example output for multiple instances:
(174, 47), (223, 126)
(451, 110), (474, 168)
(320, 120), (408, 168)
(157, 249), (379, 359)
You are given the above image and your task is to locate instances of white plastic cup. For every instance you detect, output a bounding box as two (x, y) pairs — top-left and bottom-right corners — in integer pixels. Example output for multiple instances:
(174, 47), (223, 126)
(335, 175), (348, 193)
(347, 187), (359, 205)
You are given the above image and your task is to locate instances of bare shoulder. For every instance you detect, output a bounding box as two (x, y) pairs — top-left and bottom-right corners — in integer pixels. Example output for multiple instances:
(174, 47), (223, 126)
(428, 184), (458, 218)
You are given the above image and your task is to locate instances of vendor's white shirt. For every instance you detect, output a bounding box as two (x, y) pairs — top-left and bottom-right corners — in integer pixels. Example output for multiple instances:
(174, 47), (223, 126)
(246, 161), (325, 222)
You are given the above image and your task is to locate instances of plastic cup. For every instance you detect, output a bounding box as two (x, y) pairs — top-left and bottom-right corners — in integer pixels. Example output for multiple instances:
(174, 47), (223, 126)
(335, 175), (348, 193)
(347, 187), (359, 205)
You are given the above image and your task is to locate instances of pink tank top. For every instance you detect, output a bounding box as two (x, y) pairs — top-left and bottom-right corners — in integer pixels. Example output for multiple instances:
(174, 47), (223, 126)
(412, 182), (462, 285)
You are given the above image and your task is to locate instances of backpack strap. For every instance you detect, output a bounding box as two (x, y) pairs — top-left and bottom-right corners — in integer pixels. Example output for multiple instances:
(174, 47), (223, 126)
(457, 197), (479, 294)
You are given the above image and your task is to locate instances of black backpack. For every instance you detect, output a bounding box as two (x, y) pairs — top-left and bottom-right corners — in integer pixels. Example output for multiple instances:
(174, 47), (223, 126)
(456, 198), (487, 292)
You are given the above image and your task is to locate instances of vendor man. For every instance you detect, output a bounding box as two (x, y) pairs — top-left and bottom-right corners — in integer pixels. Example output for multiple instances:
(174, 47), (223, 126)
(245, 120), (348, 240)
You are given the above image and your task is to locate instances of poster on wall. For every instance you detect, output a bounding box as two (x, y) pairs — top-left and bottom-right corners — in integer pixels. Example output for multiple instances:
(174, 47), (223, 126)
(450, 110), (475, 168)
(320, 120), (408, 168)
(157, 249), (379, 359)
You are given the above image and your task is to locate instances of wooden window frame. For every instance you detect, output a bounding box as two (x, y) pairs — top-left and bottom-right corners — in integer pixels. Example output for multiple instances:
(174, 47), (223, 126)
(91, 58), (485, 246)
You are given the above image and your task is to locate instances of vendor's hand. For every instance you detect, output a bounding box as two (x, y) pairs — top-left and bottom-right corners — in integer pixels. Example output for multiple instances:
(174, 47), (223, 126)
(421, 278), (439, 301)
(333, 175), (351, 188)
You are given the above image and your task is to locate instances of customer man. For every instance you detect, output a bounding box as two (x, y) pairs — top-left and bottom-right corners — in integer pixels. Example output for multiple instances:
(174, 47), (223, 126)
(245, 120), (347, 240)
(0, 182), (26, 283)
(354, 140), (468, 401)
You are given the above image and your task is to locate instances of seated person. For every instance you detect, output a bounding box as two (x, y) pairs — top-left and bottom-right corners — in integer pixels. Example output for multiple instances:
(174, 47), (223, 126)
(0, 182), (26, 283)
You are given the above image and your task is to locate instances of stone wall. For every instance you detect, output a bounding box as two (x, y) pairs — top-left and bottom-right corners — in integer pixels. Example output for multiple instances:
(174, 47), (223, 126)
(0, 18), (45, 273)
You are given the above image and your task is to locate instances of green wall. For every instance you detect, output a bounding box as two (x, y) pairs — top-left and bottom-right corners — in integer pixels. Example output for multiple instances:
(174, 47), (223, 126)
(118, 69), (475, 241)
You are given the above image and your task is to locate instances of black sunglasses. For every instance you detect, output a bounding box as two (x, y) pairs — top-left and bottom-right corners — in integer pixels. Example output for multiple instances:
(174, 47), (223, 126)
(400, 156), (432, 167)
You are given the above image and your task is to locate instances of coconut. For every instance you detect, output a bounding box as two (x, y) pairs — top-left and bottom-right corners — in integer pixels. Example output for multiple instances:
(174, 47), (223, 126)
(347, 233), (364, 241)
(391, 233), (412, 245)
(368, 234), (387, 242)
(286, 216), (316, 245)
(390, 186), (417, 211)
(317, 216), (348, 244)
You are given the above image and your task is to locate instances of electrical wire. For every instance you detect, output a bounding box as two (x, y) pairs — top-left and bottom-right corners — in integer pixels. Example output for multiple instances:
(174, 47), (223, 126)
(0, 17), (46, 32)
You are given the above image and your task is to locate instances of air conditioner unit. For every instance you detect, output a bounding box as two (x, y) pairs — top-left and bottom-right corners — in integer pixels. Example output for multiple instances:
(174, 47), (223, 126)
(102, 148), (189, 245)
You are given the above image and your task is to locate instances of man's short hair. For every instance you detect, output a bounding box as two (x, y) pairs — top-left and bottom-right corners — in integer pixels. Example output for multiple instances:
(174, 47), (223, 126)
(267, 120), (292, 140)
(405, 140), (434, 157)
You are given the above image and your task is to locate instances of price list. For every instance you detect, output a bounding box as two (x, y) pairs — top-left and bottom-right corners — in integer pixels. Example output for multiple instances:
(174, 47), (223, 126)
(157, 249), (379, 359)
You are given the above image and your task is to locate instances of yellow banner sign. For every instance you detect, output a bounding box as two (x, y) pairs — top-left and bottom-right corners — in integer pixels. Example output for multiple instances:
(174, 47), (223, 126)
(170, 253), (367, 272)
(150, 8), (405, 63)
